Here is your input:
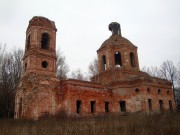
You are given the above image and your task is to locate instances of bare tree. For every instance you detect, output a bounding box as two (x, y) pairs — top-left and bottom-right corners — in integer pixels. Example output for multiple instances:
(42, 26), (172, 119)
(141, 66), (161, 77)
(70, 69), (88, 81)
(142, 60), (178, 89)
(177, 62), (180, 88)
(175, 88), (180, 111)
(88, 57), (99, 78)
(175, 62), (180, 110)
(159, 60), (178, 90)
(56, 50), (69, 80)
(159, 60), (178, 108)
(142, 60), (180, 109)
(0, 44), (6, 77)
(0, 45), (23, 118)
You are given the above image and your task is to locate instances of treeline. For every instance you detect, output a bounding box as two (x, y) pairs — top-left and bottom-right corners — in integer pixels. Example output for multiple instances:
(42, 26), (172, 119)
(0, 43), (91, 118)
(0, 45), (23, 118)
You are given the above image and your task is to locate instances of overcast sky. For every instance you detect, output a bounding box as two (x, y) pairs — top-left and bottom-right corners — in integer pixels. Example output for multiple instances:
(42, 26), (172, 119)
(0, 0), (180, 73)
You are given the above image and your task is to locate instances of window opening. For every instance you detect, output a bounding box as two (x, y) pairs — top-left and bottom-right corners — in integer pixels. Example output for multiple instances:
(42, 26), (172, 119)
(102, 55), (107, 70)
(105, 101), (109, 113)
(25, 63), (27, 71)
(42, 61), (48, 68)
(159, 100), (164, 111)
(135, 88), (139, 93)
(169, 100), (173, 111)
(148, 99), (152, 111)
(27, 35), (30, 50)
(115, 52), (122, 67)
(158, 89), (161, 94)
(120, 101), (126, 112)
(76, 100), (82, 113)
(91, 101), (95, 113)
(41, 33), (50, 50)
(130, 52), (135, 67)
(147, 87), (151, 93)
(167, 90), (170, 95)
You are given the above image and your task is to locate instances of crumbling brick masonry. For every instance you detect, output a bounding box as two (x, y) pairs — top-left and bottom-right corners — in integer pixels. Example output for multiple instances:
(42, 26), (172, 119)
(15, 17), (175, 119)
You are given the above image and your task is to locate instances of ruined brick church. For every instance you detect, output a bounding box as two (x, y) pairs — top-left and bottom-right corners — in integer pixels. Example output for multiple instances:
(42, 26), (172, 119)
(15, 16), (175, 119)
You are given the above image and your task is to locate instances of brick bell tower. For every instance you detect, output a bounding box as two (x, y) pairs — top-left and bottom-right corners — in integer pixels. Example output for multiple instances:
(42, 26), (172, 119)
(23, 16), (57, 77)
(92, 22), (140, 85)
(15, 16), (57, 119)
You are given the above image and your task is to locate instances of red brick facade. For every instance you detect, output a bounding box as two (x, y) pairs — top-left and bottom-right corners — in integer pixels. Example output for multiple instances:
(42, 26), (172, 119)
(15, 17), (175, 119)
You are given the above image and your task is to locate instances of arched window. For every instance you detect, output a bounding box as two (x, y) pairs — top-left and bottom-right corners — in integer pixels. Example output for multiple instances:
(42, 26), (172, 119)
(102, 55), (106, 70)
(130, 52), (135, 67)
(41, 33), (50, 50)
(120, 101), (126, 112)
(24, 63), (27, 71)
(115, 52), (122, 67)
(27, 35), (30, 50)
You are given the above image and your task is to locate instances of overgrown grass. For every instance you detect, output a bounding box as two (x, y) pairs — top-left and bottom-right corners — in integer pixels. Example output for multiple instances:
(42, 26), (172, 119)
(0, 112), (180, 135)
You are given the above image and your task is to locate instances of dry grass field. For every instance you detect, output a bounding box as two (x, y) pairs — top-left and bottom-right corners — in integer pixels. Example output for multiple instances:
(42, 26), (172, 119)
(0, 112), (180, 135)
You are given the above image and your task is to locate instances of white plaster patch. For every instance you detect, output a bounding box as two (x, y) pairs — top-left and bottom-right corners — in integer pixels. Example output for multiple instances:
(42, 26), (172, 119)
(40, 80), (50, 85)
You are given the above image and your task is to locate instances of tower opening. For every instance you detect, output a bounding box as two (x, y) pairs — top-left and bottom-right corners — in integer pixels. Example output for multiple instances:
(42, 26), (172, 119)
(24, 63), (27, 71)
(41, 33), (50, 50)
(158, 89), (161, 94)
(135, 88), (139, 93)
(27, 35), (30, 50)
(115, 52), (122, 67)
(102, 55), (107, 70)
(147, 87), (151, 93)
(130, 52), (135, 67)
(42, 61), (48, 68)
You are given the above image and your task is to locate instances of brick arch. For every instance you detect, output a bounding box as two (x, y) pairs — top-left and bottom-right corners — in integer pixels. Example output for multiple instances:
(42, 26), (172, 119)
(102, 55), (107, 71)
(114, 51), (122, 67)
(41, 33), (50, 50)
(130, 52), (135, 67)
